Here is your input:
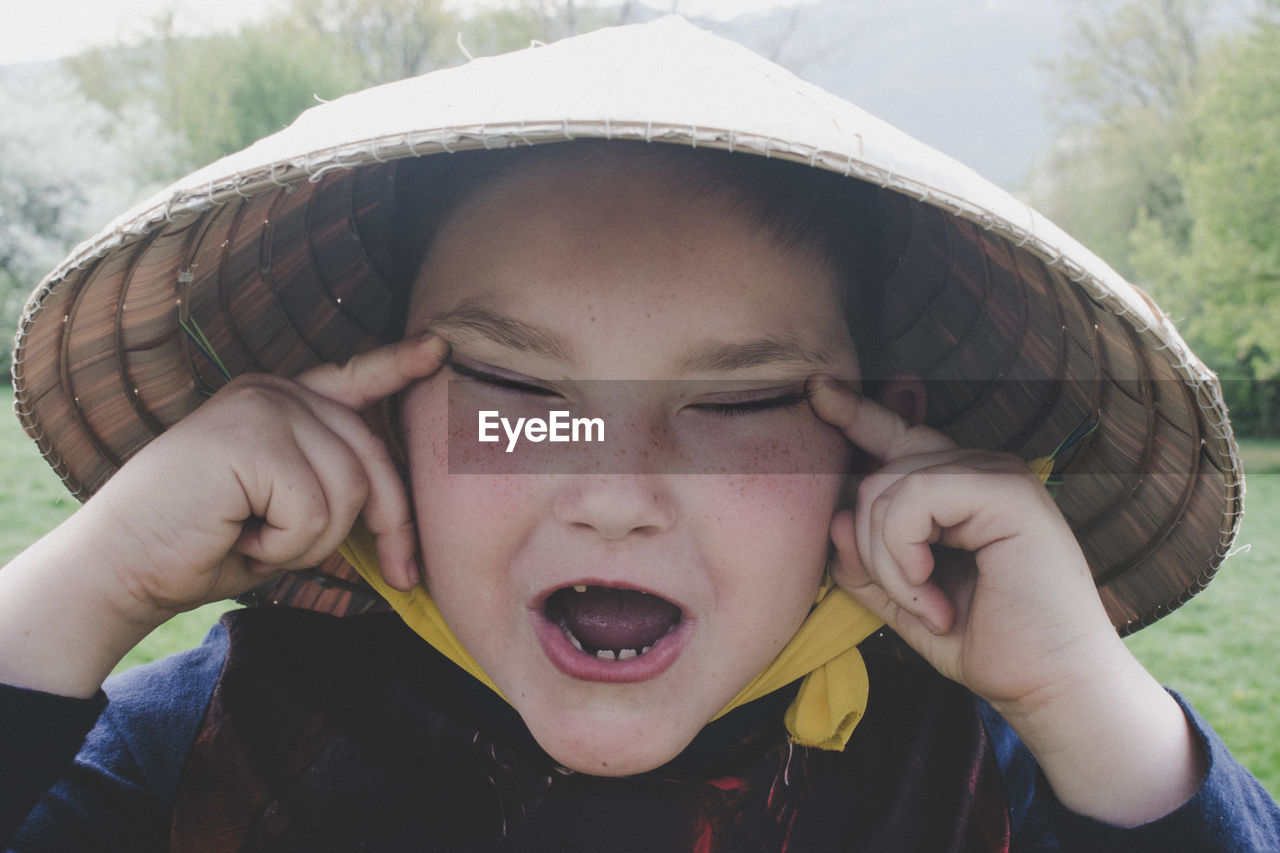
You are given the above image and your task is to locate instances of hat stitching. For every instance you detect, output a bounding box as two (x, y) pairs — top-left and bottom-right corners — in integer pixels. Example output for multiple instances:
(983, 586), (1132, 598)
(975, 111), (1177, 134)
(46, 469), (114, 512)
(307, 159), (359, 183)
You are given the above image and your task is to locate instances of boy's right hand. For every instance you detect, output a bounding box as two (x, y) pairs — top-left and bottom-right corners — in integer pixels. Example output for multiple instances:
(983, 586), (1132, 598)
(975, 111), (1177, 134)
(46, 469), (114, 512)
(90, 333), (449, 621)
(0, 334), (447, 698)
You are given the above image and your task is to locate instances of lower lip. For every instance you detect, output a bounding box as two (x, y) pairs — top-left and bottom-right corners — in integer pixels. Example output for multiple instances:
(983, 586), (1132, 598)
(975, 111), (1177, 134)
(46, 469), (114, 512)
(532, 614), (689, 684)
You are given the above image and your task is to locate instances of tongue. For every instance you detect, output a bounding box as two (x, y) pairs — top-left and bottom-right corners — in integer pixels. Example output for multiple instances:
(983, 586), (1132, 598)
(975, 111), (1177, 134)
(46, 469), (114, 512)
(553, 587), (682, 651)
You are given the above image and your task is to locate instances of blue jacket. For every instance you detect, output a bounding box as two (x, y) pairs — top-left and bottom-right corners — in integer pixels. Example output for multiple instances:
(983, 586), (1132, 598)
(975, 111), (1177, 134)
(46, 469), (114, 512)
(4, 609), (1279, 851)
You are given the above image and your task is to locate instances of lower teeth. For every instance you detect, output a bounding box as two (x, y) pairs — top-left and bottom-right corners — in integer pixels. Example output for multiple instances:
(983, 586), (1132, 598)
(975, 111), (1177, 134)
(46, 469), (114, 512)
(593, 647), (647, 661)
(559, 620), (652, 661)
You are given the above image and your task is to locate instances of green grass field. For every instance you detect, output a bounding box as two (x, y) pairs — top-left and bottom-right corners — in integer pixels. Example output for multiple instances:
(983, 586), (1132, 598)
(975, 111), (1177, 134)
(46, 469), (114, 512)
(1122, 445), (1280, 798)
(1, 388), (1277, 799)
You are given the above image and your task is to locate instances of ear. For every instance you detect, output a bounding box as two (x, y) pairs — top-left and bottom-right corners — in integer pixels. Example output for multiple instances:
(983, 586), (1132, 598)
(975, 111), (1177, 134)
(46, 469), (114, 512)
(879, 373), (928, 426)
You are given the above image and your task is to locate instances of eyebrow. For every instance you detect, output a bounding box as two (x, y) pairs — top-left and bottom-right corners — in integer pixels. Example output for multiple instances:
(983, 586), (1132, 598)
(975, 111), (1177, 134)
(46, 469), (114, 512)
(677, 336), (832, 372)
(429, 307), (830, 372)
(428, 307), (573, 361)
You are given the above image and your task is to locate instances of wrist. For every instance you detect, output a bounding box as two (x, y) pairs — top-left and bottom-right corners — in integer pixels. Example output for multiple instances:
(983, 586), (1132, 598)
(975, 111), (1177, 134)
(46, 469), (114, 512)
(993, 643), (1206, 827)
(0, 512), (168, 698)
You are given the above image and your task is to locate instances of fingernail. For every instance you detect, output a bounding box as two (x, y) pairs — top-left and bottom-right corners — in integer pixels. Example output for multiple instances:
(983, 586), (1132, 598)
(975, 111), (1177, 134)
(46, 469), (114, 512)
(919, 614), (943, 635)
(806, 375), (838, 399)
(415, 334), (449, 358)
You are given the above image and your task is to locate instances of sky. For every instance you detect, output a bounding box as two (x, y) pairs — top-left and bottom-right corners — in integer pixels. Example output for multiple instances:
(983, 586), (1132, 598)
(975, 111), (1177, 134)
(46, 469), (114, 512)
(0, 0), (808, 65)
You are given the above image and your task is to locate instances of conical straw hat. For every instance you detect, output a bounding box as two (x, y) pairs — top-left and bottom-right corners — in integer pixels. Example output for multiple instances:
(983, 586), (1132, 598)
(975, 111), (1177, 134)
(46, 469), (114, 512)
(11, 17), (1243, 632)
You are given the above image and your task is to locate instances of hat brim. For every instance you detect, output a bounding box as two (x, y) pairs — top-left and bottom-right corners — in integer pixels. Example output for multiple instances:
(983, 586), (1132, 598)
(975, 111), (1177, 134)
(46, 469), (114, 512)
(10, 17), (1243, 632)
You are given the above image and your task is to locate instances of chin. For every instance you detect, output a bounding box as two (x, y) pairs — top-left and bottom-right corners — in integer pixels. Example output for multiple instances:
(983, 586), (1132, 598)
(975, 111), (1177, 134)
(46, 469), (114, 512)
(544, 737), (687, 778)
(526, 706), (703, 777)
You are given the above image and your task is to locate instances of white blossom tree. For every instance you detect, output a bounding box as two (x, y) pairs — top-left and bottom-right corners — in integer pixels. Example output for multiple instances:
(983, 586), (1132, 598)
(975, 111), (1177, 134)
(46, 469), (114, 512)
(0, 68), (182, 341)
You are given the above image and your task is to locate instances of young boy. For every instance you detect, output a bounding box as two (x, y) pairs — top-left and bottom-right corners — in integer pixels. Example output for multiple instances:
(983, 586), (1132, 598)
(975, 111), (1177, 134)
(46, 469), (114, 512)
(3, 17), (1278, 851)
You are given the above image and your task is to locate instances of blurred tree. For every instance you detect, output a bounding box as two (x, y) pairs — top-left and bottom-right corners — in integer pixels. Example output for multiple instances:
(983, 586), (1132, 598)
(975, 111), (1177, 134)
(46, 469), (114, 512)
(66, 14), (363, 170)
(1032, 0), (1280, 433)
(67, 1), (460, 170)
(1028, 0), (1214, 275)
(63, 0), (637, 171)
(1051, 0), (1203, 123)
(161, 21), (363, 166)
(1129, 2), (1280, 430)
(0, 72), (181, 345)
(461, 0), (643, 54)
(291, 0), (459, 85)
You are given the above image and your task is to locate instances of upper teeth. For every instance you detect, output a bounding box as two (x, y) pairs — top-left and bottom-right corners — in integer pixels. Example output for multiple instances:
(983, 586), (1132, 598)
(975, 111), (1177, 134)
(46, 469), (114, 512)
(572, 584), (587, 592)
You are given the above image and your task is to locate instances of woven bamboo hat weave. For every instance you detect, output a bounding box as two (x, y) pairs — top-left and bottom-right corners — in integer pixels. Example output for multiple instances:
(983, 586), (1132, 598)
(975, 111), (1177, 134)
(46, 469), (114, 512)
(11, 17), (1243, 634)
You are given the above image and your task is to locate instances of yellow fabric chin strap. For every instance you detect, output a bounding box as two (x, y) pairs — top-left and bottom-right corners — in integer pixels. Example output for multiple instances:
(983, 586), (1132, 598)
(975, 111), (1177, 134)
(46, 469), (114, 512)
(339, 524), (883, 751)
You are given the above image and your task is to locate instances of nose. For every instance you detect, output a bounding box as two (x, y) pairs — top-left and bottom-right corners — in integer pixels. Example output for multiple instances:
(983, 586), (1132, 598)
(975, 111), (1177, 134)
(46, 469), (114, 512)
(552, 475), (676, 540)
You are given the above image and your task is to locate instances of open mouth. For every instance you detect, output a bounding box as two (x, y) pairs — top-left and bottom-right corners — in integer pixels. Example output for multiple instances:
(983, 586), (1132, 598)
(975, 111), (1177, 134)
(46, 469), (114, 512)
(544, 585), (683, 661)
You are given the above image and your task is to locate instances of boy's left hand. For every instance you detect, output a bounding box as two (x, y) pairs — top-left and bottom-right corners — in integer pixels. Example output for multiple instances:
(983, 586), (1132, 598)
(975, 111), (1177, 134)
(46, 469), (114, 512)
(807, 376), (1115, 708)
(807, 377), (1206, 826)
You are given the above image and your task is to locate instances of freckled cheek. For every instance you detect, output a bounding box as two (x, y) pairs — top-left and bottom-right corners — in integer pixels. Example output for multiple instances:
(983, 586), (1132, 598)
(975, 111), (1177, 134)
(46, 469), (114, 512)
(692, 472), (846, 575)
(676, 414), (853, 476)
(399, 380), (448, 473)
(407, 452), (545, 598)
(691, 474), (840, 640)
(724, 473), (845, 524)
(400, 381), (543, 539)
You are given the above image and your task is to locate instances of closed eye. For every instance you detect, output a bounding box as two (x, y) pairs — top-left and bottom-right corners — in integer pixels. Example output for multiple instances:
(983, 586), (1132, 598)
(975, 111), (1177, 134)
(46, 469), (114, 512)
(689, 389), (812, 418)
(447, 358), (560, 397)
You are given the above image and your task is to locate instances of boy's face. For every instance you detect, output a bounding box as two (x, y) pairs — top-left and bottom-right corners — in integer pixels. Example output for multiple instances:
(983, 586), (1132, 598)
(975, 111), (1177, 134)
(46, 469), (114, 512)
(399, 151), (860, 775)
